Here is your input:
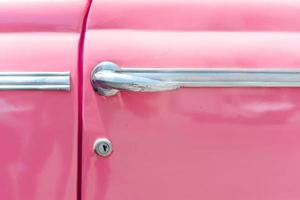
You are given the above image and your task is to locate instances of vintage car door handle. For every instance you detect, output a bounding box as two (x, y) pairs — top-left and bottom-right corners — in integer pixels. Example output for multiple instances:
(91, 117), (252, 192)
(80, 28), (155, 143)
(91, 61), (300, 96)
(91, 62), (180, 96)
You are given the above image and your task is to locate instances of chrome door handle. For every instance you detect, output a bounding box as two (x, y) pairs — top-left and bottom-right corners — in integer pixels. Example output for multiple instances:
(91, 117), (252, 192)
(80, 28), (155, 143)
(91, 61), (300, 96)
(91, 62), (180, 96)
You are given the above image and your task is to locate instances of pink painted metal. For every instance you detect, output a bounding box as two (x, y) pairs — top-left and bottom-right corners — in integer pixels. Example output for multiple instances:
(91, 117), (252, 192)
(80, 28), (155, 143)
(82, 0), (300, 200)
(0, 0), (85, 32)
(88, 0), (300, 31)
(0, 0), (87, 199)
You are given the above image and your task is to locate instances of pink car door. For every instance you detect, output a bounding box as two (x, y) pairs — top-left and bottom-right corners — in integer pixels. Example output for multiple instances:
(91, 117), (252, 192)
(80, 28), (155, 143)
(0, 0), (88, 199)
(82, 0), (300, 200)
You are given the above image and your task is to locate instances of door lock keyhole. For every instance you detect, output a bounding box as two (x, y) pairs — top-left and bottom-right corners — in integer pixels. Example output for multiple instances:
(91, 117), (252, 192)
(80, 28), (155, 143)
(94, 138), (113, 157)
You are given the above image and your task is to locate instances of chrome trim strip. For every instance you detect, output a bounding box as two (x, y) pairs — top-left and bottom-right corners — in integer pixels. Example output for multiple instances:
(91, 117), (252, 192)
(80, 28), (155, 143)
(0, 72), (70, 91)
(91, 62), (300, 96)
(120, 68), (300, 87)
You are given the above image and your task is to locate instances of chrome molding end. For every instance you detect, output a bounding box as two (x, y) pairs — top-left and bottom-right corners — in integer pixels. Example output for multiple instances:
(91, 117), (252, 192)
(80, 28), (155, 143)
(0, 72), (71, 91)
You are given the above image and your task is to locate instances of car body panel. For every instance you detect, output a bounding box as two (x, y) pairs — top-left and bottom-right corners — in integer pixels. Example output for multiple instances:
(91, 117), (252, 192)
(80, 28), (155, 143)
(0, 0), (87, 199)
(82, 0), (300, 200)
(2, 0), (300, 199)
(88, 0), (300, 31)
(0, 0), (85, 32)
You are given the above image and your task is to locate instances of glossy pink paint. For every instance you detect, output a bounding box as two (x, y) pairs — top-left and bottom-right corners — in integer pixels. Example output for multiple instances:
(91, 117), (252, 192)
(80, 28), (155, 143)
(0, 0), (87, 199)
(0, 0), (85, 32)
(82, 0), (300, 200)
(88, 0), (300, 31)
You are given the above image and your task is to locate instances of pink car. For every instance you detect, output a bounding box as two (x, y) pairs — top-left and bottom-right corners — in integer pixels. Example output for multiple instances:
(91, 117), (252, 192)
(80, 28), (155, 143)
(1, 0), (300, 199)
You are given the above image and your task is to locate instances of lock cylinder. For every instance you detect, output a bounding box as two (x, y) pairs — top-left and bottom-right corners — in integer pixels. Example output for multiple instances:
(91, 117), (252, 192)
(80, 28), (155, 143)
(93, 138), (113, 157)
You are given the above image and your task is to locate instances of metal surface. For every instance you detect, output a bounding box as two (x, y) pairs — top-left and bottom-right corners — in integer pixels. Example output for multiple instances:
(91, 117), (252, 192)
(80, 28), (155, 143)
(93, 138), (113, 157)
(91, 62), (180, 96)
(0, 0), (86, 32)
(83, 5), (300, 199)
(91, 62), (300, 96)
(0, 72), (70, 91)
(0, 0), (87, 198)
(88, 0), (300, 32)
